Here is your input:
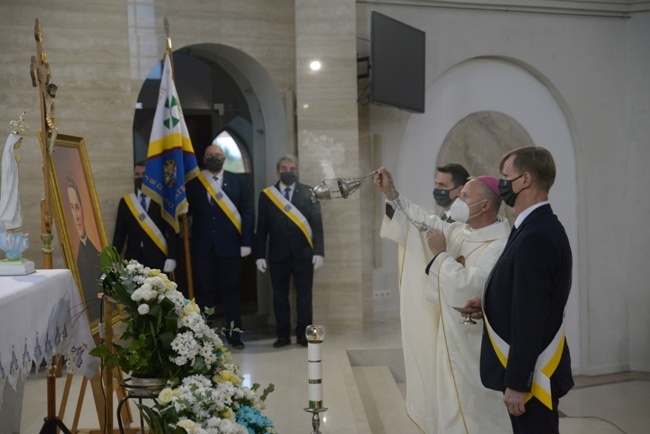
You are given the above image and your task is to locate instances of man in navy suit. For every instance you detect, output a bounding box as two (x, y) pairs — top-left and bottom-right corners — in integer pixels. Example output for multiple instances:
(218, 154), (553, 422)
(186, 145), (254, 349)
(467, 146), (573, 434)
(255, 155), (324, 348)
(112, 161), (178, 272)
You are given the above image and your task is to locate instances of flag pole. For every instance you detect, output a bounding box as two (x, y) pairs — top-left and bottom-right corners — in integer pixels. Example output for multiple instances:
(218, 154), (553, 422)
(164, 17), (194, 299)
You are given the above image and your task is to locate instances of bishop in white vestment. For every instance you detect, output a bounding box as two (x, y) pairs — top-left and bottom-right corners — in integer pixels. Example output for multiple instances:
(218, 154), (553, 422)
(377, 169), (512, 434)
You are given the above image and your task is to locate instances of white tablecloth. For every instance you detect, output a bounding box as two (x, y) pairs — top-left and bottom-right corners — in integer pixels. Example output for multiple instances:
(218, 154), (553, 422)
(0, 269), (98, 409)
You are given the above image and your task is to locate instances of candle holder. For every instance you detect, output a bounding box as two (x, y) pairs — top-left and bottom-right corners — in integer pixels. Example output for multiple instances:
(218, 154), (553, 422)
(304, 325), (327, 433)
(303, 407), (328, 434)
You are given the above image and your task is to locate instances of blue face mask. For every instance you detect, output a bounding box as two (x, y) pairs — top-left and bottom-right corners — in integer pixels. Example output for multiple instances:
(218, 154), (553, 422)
(498, 174), (523, 207)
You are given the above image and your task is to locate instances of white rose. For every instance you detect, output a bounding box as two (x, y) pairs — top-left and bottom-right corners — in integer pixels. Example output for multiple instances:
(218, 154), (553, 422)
(131, 290), (143, 302)
(137, 304), (150, 315)
(142, 288), (157, 301)
(157, 387), (174, 405)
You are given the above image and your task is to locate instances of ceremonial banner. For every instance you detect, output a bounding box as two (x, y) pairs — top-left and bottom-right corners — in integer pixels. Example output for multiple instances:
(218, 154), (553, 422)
(142, 52), (199, 233)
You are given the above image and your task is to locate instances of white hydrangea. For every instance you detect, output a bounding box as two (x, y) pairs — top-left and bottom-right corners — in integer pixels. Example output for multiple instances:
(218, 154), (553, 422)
(107, 257), (273, 434)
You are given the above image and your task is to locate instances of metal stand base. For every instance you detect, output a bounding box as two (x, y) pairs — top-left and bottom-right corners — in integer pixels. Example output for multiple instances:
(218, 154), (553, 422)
(117, 377), (165, 434)
(303, 407), (328, 434)
(39, 417), (72, 434)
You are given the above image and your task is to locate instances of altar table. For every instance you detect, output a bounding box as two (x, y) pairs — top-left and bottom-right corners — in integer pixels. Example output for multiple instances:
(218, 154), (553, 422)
(0, 269), (98, 431)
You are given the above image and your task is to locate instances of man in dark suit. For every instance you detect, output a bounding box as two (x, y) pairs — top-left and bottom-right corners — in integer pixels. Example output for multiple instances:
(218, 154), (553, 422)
(467, 146), (573, 434)
(186, 145), (254, 350)
(112, 161), (178, 272)
(255, 155), (324, 348)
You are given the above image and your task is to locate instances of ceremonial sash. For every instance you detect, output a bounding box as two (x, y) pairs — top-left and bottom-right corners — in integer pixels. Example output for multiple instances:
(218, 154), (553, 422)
(263, 187), (313, 247)
(124, 193), (168, 255)
(483, 311), (566, 410)
(197, 172), (242, 235)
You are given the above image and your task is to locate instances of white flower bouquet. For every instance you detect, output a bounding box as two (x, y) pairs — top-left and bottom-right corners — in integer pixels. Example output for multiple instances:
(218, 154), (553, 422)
(90, 247), (276, 433)
(141, 374), (275, 434)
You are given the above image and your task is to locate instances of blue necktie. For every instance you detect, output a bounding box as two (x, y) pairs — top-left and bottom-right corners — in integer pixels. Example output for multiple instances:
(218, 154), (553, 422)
(140, 193), (147, 211)
(284, 187), (291, 201)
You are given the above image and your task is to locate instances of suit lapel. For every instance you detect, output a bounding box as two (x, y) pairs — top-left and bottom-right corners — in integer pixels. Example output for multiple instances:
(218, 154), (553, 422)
(221, 171), (230, 193)
(292, 183), (304, 204)
(484, 204), (553, 292)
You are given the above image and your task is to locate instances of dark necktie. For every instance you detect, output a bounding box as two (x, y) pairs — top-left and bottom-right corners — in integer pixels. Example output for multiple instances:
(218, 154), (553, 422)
(140, 193), (147, 211)
(284, 187), (291, 201)
(213, 175), (219, 184)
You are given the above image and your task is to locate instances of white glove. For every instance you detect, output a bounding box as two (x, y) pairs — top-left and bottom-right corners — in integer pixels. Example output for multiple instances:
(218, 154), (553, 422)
(163, 259), (177, 273)
(256, 258), (267, 273)
(312, 255), (324, 270)
(241, 246), (252, 257)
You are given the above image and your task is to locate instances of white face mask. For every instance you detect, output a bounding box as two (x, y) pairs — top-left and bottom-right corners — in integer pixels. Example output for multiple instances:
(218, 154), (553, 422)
(449, 198), (487, 223)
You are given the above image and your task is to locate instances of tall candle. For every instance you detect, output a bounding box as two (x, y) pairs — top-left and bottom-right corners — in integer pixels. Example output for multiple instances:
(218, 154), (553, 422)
(306, 325), (325, 409)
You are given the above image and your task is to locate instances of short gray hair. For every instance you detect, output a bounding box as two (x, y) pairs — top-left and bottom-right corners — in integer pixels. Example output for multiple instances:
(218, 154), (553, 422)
(276, 154), (299, 170)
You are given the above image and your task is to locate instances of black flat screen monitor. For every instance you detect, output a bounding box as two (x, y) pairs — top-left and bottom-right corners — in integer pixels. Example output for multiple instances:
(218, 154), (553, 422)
(370, 12), (425, 113)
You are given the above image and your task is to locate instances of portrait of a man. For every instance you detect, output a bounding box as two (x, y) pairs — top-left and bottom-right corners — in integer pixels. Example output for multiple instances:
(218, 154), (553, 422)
(65, 175), (102, 322)
(48, 135), (107, 326)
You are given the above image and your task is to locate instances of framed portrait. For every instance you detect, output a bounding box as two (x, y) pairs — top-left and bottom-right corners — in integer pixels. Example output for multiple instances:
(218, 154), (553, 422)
(41, 133), (108, 329)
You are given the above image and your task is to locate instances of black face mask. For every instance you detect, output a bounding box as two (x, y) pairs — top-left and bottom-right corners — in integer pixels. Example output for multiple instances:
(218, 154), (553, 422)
(498, 174), (523, 207)
(280, 172), (298, 186)
(205, 157), (224, 173)
(433, 188), (454, 208)
(134, 178), (143, 191)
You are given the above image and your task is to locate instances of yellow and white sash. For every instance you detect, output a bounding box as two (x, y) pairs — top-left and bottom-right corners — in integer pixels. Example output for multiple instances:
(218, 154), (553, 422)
(484, 311), (566, 410)
(197, 172), (242, 235)
(263, 186), (313, 247)
(124, 193), (168, 255)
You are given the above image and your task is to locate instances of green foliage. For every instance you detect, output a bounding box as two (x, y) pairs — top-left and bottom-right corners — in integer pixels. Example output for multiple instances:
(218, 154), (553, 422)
(139, 402), (185, 434)
(89, 246), (181, 378)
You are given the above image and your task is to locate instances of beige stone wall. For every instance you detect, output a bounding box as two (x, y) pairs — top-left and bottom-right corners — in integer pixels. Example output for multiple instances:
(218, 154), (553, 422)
(0, 1), (133, 269)
(0, 0), (298, 266)
(295, 0), (366, 329)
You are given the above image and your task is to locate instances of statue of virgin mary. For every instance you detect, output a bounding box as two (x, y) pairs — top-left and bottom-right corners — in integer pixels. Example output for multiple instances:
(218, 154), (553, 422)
(0, 112), (32, 269)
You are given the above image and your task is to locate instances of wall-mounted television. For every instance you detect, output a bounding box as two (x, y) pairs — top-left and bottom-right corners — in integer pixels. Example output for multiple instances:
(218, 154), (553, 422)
(370, 11), (425, 113)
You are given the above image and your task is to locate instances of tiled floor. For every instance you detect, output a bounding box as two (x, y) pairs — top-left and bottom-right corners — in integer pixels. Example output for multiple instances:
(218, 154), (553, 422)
(17, 318), (650, 433)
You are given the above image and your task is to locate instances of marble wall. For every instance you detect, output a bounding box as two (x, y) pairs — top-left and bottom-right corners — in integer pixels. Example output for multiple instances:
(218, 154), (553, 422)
(294, 0), (368, 329)
(0, 0), (133, 272)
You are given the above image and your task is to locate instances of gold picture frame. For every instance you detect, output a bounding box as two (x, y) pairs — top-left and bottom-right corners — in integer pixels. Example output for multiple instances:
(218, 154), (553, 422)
(41, 133), (108, 328)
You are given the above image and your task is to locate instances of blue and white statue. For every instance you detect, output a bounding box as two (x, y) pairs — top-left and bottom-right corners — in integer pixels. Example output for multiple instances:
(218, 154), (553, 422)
(0, 111), (33, 273)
